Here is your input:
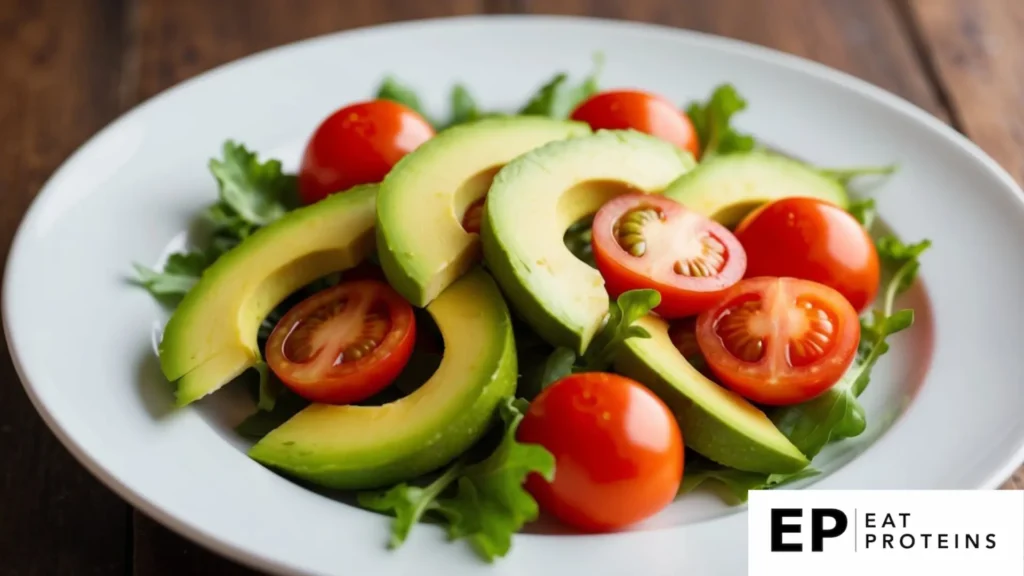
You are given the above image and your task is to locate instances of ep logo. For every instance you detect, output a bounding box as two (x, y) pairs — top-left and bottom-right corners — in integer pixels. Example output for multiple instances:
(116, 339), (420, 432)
(770, 508), (848, 552)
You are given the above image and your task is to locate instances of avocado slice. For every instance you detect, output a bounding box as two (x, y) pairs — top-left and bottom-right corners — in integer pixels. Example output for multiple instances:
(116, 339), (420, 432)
(663, 152), (849, 228)
(376, 116), (590, 308)
(160, 184), (378, 407)
(482, 130), (696, 354)
(248, 268), (517, 490)
(614, 316), (809, 473)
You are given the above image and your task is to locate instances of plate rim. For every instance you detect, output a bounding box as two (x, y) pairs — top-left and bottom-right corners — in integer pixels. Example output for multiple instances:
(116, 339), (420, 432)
(5, 13), (1024, 576)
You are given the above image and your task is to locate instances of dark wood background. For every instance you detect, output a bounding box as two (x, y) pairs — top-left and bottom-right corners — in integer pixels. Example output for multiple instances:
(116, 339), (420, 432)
(1, 0), (1022, 574)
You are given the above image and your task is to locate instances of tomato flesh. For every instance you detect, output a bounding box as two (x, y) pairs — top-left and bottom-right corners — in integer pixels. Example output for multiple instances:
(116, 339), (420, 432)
(696, 277), (860, 406)
(517, 373), (684, 533)
(591, 193), (747, 318)
(298, 100), (435, 205)
(265, 279), (416, 404)
(570, 90), (700, 159)
(735, 197), (880, 311)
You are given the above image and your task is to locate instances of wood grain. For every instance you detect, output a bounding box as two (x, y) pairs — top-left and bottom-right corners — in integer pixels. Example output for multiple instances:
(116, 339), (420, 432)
(903, 0), (1024, 185)
(0, 0), (131, 574)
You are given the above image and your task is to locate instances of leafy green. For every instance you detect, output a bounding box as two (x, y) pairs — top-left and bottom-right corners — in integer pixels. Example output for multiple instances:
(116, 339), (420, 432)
(685, 84), (756, 159)
(680, 456), (820, 505)
(846, 198), (877, 229)
(359, 397), (553, 561)
(208, 141), (298, 230)
(819, 164), (897, 186)
(376, 76), (431, 121)
(876, 237), (931, 295)
(254, 361), (282, 412)
(580, 289), (660, 370)
(770, 239), (929, 457)
(519, 53), (603, 119)
(132, 250), (216, 302)
(446, 84), (482, 127)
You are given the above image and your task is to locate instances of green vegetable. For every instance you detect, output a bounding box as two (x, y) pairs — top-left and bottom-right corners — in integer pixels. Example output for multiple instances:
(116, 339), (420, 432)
(685, 84), (756, 159)
(846, 198), (877, 229)
(132, 250), (216, 303)
(770, 237), (929, 458)
(445, 84), (482, 128)
(580, 289), (660, 370)
(519, 53), (603, 119)
(359, 397), (553, 561)
(819, 164), (897, 186)
(208, 141), (298, 230)
(254, 361), (282, 412)
(680, 455), (820, 505)
(375, 76), (432, 122)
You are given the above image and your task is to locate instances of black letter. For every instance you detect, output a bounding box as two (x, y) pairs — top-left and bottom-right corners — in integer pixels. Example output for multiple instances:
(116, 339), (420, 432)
(900, 534), (915, 549)
(865, 513), (875, 528)
(883, 534), (894, 548)
(811, 509), (848, 552)
(938, 534), (948, 549)
(987, 534), (997, 549)
(865, 534), (876, 548)
(771, 509), (803, 552)
(921, 534), (932, 548)
(966, 534), (979, 549)
(882, 513), (895, 528)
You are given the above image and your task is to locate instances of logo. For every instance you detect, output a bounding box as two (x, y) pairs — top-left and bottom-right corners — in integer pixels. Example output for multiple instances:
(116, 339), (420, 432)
(748, 490), (1024, 576)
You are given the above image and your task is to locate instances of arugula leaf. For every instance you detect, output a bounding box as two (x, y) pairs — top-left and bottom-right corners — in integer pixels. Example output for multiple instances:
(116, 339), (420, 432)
(819, 164), (897, 185)
(579, 289), (660, 370)
(685, 84), (756, 159)
(846, 198), (877, 230)
(876, 236), (930, 295)
(446, 84), (481, 127)
(434, 398), (555, 561)
(680, 456), (821, 505)
(209, 141), (298, 228)
(359, 397), (553, 561)
(770, 240), (929, 457)
(519, 53), (603, 119)
(376, 76), (431, 121)
(358, 462), (465, 549)
(132, 250), (216, 302)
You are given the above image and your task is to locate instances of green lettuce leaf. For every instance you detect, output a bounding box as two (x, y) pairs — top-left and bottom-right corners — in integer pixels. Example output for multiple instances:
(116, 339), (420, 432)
(846, 198), (877, 229)
(579, 289), (660, 369)
(680, 456), (821, 505)
(819, 164), (897, 186)
(358, 463), (465, 549)
(685, 84), (756, 158)
(209, 141), (298, 228)
(132, 250), (215, 302)
(519, 54), (603, 119)
(376, 76), (432, 122)
(445, 84), (482, 127)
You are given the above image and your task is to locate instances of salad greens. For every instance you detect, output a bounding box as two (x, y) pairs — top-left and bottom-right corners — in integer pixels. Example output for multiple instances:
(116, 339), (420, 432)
(679, 455), (821, 505)
(685, 84), (756, 158)
(358, 397), (554, 561)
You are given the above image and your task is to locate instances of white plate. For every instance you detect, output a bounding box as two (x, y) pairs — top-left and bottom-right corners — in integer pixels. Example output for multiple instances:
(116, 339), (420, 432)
(5, 15), (1024, 576)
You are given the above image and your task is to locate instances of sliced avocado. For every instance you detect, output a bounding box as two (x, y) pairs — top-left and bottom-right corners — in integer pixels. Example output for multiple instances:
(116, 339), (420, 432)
(376, 116), (591, 307)
(663, 152), (849, 228)
(481, 130), (696, 354)
(614, 316), (809, 473)
(160, 184), (378, 407)
(248, 268), (516, 490)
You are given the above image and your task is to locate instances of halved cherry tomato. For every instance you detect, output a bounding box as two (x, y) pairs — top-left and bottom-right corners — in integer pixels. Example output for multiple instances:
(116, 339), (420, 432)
(735, 197), (880, 311)
(695, 277), (860, 406)
(298, 100), (435, 204)
(591, 193), (747, 318)
(570, 90), (700, 159)
(518, 373), (683, 532)
(265, 279), (416, 404)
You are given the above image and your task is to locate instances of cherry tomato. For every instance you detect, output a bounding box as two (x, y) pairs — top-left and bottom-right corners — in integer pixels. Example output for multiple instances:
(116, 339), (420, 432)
(734, 197), (880, 311)
(298, 100), (435, 204)
(591, 193), (747, 318)
(570, 90), (700, 159)
(265, 279), (416, 404)
(695, 277), (860, 406)
(517, 373), (683, 532)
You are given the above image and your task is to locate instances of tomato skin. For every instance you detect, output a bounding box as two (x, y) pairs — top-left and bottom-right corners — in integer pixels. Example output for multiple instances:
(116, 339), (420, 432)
(517, 373), (683, 532)
(734, 197), (880, 312)
(265, 280), (416, 404)
(570, 90), (700, 159)
(591, 193), (747, 318)
(298, 100), (435, 204)
(696, 277), (860, 406)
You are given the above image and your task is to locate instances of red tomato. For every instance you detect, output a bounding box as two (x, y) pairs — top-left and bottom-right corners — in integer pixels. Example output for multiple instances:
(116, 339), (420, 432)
(265, 279), (416, 404)
(695, 277), (860, 406)
(734, 197), (880, 311)
(298, 100), (435, 204)
(591, 193), (747, 318)
(517, 373), (683, 532)
(570, 90), (700, 158)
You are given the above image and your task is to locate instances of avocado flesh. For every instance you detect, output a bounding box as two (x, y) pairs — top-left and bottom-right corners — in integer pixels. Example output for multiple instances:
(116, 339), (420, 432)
(159, 184), (378, 407)
(614, 316), (809, 473)
(376, 116), (591, 308)
(662, 152), (849, 228)
(248, 268), (517, 490)
(482, 130), (696, 355)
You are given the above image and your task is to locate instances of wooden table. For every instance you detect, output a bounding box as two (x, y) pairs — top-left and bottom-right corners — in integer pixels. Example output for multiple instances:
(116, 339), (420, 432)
(1, 0), (1021, 573)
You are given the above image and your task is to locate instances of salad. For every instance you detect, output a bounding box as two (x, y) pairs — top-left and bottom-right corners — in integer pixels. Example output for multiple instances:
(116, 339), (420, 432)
(133, 55), (930, 562)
